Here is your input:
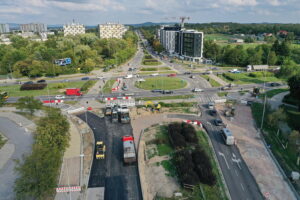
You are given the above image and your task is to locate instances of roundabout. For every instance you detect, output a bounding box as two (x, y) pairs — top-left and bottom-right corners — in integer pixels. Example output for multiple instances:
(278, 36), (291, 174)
(134, 77), (187, 90)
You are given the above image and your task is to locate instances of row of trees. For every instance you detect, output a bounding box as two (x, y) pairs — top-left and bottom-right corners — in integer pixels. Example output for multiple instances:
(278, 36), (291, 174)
(139, 28), (164, 53)
(14, 103), (70, 199)
(0, 30), (138, 77)
(168, 123), (216, 186)
(204, 39), (300, 66)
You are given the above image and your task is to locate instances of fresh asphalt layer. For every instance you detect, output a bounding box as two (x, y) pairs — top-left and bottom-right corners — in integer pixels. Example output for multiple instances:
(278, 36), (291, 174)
(77, 112), (142, 200)
(168, 111), (263, 200)
(0, 117), (33, 200)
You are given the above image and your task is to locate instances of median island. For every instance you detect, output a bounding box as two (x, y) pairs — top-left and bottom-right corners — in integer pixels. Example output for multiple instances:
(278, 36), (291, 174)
(135, 77), (187, 90)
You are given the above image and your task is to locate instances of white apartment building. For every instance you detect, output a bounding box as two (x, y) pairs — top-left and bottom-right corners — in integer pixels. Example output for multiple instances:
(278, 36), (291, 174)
(20, 23), (47, 33)
(98, 23), (127, 39)
(63, 23), (85, 36)
(0, 24), (10, 33)
(159, 25), (181, 54)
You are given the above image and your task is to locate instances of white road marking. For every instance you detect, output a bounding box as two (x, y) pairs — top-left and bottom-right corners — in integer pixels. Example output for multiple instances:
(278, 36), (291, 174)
(219, 152), (230, 170)
(241, 183), (245, 191)
(235, 170), (238, 176)
(232, 158), (242, 170)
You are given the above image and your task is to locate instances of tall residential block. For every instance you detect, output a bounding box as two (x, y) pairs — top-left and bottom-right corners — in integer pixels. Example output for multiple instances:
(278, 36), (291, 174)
(159, 26), (181, 54)
(98, 23), (127, 39)
(0, 24), (10, 33)
(20, 23), (47, 33)
(175, 30), (204, 62)
(63, 23), (85, 36)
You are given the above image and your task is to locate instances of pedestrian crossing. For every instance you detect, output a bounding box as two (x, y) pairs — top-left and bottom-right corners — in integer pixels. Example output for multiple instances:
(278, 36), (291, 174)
(197, 93), (221, 103)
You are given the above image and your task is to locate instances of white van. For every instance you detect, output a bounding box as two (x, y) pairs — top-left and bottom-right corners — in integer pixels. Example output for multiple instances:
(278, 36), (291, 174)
(221, 128), (235, 145)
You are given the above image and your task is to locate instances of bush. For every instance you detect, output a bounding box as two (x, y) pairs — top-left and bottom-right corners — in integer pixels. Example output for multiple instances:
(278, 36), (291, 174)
(248, 71), (274, 78)
(144, 55), (153, 59)
(52, 83), (66, 89)
(181, 123), (198, 144)
(140, 67), (157, 71)
(168, 123), (186, 149)
(20, 83), (47, 90)
(80, 80), (96, 92)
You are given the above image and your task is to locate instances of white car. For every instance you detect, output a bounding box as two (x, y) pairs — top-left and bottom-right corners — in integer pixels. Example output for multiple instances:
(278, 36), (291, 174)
(55, 95), (65, 99)
(151, 73), (159, 76)
(192, 88), (203, 92)
(97, 76), (104, 79)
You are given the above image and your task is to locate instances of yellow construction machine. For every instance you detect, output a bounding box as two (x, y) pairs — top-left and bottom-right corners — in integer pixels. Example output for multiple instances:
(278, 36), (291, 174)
(144, 101), (161, 112)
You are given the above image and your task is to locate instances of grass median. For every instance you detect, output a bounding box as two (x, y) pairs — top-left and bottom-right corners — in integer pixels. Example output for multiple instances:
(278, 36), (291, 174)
(102, 79), (116, 94)
(135, 94), (194, 101)
(201, 75), (222, 87)
(135, 77), (187, 90)
(259, 88), (289, 98)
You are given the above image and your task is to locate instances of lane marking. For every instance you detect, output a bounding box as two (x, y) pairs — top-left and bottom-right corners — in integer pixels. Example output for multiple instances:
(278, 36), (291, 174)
(218, 152), (230, 170)
(241, 183), (245, 191)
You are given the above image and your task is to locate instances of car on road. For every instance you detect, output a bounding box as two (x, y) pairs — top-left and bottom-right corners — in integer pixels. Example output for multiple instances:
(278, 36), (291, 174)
(62, 79), (69, 82)
(208, 102), (215, 109)
(37, 79), (46, 83)
(162, 90), (174, 94)
(55, 95), (65, 99)
(151, 89), (163, 93)
(190, 75), (195, 79)
(209, 109), (217, 116)
(221, 86), (231, 90)
(270, 82), (281, 87)
(24, 81), (34, 85)
(184, 72), (191, 75)
(167, 73), (177, 77)
(192, 88), (203, 92)
(15, 81), (22, 85)
(97, 76), (104, 79)
(151, 73), (159, 76)
(124, 93), (135, 96)
(122, 85), (128, 91)
(124, 74), (133, 79)
(214, 119), (224, 126)
(81, 77), (90, 80)
(96, 141), (106, 159)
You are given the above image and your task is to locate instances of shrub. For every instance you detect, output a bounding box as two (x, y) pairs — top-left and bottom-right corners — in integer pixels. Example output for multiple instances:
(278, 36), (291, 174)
(140, 67), (158, 71)
(144, 55), (153, 59)
(181, 123), (198, 144)
(168, 123), (186, 149)
(52, 83), (66, 89)
(248, 71), (274, 78)
(81, 80), (96, 92)
(20, 83), (47, 90)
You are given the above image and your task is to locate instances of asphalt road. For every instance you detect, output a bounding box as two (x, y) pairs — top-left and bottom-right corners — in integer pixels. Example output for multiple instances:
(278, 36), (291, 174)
(77, 112), (142, 200)
(0, 117), (33, 200)
(168, 110), (263, 200)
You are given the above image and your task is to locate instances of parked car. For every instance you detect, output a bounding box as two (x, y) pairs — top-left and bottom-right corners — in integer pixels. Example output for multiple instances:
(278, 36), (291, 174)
(192, 88), (203, 92)
(162, 90), (174, 94)
(81, 77), (90, 80)
(214, 119), (224, 126)
(37, 79), (46, 83)
(55, 95), (65, 99)
(151, 89), (163, 93)
(209, 109), (217, 116)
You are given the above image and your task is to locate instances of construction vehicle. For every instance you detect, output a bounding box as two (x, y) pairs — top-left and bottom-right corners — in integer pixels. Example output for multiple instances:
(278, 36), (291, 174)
(145, 101), (161, 112)
(105, 105), (112, 116)
(111, 105), (118, 122)
(122, 135), (136, 164)
(118, 105), (130, 123)
(65, 88), (82, 96)
(0, 91), (8, 99)
(95, 141), (106, 159)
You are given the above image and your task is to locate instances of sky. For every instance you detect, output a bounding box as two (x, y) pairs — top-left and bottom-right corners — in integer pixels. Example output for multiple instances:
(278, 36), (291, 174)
(0, 0), (299, 25)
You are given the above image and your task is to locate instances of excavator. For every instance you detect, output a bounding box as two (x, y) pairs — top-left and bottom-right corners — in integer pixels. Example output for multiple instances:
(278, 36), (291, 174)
(144, 101), (161, 112)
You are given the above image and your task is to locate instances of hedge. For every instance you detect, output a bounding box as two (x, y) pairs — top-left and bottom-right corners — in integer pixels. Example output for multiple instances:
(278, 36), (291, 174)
(249, 71), (274, 78)
(20, 83), (47, 90)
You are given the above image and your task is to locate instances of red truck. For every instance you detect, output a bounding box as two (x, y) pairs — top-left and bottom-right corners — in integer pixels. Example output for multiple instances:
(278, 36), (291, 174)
(167, 73), (177, 77)
(65, 88), (83, 96)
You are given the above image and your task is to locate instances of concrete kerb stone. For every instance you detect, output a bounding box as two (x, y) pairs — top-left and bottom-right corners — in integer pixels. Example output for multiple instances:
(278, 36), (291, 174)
(137, 129), (147, 200)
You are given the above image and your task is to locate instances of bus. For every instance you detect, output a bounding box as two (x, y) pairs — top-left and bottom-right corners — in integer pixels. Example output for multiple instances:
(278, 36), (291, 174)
(221, 128), (235, 145)
(0, 92), (8, 99)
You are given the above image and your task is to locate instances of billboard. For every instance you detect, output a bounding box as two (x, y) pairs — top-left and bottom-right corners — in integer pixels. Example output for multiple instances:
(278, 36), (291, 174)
(55, 58), (72, 66)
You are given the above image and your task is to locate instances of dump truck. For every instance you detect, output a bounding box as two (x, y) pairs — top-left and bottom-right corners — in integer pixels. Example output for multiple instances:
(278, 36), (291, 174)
(65, 88), (83, 96)
(105, 105), (112, 116)
(122, 135), (136, 164)
(95, 141), (106, 159)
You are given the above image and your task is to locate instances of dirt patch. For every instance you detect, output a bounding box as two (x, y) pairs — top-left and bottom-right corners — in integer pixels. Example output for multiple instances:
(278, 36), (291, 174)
(216, 104), (296, 200)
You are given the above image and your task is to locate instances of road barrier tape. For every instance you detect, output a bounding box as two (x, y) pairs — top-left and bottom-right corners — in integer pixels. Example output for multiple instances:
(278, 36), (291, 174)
(104, 97), (131, 101)
(183, 120), (203, 128)
(43, 100), (64, 104)
(56, 186), (81, 193)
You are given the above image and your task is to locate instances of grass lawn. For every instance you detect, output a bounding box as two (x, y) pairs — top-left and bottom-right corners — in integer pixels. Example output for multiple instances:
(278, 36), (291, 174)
(135, 94), (194, 101)
(138, 71), (176, 75)
(140, 67), (172, 72)
(135, 77), (187, 90)
(259, 88), (289, 98)
(0, 81), (88, 97)
(201, 75), (222, 87)
(102, 79), (116, 94)
(0, 133), (7, 149)
(204, 34), (232, 41)
(222, 72), (282, 84)
(218, 92), (228, 97)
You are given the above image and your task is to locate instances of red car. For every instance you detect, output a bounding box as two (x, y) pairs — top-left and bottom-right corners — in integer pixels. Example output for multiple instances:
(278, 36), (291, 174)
(167, 73), (177, 77)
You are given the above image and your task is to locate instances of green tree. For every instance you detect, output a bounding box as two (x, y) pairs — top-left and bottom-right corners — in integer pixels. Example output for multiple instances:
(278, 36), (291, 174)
(279, 59), (300, 78)
(268, 51), (277, 65)
(16, 96), (42, 115)
(288, 75), (300, 103)
(10, 35), (29, 49)
(267, 108), (287, 128)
